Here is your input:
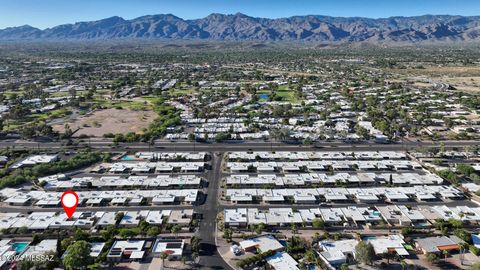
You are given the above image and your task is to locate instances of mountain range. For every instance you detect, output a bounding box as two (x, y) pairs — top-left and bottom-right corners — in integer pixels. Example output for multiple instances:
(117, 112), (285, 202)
(1, 13), (480, 43)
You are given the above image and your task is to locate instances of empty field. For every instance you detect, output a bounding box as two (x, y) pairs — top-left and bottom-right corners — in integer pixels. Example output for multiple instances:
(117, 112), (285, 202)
(53, 108), (156, 137)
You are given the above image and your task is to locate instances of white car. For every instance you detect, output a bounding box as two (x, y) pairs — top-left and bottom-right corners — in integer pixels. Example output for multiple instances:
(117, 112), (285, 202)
(230, 245), (241, 256)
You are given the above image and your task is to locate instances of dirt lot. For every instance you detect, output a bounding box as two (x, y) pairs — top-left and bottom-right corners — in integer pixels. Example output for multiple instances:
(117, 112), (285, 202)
(390, 66), (480, 93)
(53, 108), (156, 137)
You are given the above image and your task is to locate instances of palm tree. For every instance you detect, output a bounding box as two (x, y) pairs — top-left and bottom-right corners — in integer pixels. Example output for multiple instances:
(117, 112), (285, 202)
(148, 137), (155, 151)
(160, 252), (168, 270)
(400, 260), (407, 270)
(291, 224), (298, 236)
(443, 250), (450, 261)
(384, 251), (395, 264)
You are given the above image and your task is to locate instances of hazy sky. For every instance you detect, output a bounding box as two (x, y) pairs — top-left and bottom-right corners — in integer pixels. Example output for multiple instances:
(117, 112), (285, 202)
(1, 0), (479, 29)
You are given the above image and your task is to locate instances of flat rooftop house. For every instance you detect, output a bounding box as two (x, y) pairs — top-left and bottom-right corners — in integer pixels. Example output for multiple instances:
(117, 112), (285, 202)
(224, 208), (248, 228)
(145, 210), (167, 225)
(10, 155), (58, 169)
(96, 212), (117, 228)
(107, 240), (146, 262)
(239, 235), (284, 253)
(319, 239), (358, 266)
(319, 208), (345, 224)
(416, 236), (462, 254)
(376, 205), (412, 226)
(266, 252), (300, 270)
(152, 239), (185, 259)
(22, 239), (57, 258)
(120, 211), (141, 227)
(86, 197), (104, 206)
(4, 196), (31, 206)
(168, 209), (193, 225)
(366, 235), (409, 256)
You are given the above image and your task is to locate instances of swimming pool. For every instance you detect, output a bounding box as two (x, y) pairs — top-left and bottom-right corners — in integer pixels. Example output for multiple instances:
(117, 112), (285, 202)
(414, 222), (430, 228)
(12, 242), (29, 254)
(362, 236), (377, 241)
(121, 155), (135, 161)
(259, 93), (269, 100)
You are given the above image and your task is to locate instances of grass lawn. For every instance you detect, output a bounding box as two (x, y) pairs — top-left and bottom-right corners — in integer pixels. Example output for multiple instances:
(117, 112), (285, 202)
(110, 100), (151, 111)
(276, 89), (301, 103)
(169, 88), (196, 96)
(142, 96), (164, 103)
(257, 88), (301, 103)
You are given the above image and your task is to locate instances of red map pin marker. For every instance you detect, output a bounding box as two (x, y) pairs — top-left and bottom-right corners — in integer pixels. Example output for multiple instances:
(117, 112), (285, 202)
(61, 191), (79, 219)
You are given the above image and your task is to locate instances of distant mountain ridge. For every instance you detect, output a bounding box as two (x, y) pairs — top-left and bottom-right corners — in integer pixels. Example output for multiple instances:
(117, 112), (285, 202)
(1, 13), (480, 43)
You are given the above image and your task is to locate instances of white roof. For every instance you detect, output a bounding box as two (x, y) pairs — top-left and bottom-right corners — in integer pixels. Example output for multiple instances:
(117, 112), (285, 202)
(239, 235), (284, 252)
(266, 252), (299, 270)
(366, 235), (407, 255)
(153, 239), (184, 256)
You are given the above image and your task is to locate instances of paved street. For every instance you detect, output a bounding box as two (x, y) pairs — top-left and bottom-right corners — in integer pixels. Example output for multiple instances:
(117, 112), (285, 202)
(1, 138), (478, 152)
(196, 152), (232, 269)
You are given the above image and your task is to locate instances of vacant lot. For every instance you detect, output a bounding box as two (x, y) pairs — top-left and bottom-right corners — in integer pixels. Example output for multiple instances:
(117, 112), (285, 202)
(53, 108), (156, 137)
(391, 66), (480, 93)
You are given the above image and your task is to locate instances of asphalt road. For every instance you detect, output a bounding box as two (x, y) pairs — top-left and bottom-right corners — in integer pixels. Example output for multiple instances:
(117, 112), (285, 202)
(1, 138), (479, 152)
(196, 152), (232, 270)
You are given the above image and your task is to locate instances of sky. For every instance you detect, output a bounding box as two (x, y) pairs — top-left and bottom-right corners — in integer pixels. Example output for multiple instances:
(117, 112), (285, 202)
(0, 0), (479, 29)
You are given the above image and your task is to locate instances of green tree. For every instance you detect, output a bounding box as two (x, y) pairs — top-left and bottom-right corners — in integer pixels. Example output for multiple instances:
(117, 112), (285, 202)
(443, 250), (450, 260)
(355, 241), (375, 265)
(191, 236), (201, 254)
(147, 226), (160, 237)
(214, 132), (230, 142)
(74, 228), (90, 241)
(426, 253), (439, 264)
(305, 249), (317, 263)
(115, 212), (124, 224)
(384, 251), (395, 264)
(160, 252), (169, 270)
(223, 228), (233, 242)
(456, 164), (475, 176)
(448, 218), (463, 229)
(255, 223), (266, 235)
(470, 245), (480, 256)
(63, 240), (93, 270)
(312, 218), (325, 229)
(61, 238), (74, 252)
(170, 224), (181, 236)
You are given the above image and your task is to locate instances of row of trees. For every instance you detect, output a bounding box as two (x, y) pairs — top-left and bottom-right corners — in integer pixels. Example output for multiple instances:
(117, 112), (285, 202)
(0, 151), (102, 189)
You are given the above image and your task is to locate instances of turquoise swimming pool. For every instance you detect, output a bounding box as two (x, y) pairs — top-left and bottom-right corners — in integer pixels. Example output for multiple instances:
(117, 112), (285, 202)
(362, 236), (377, 241)
(121, 155), (135, 161)
(12, 242), (29, 254)
(259, 93), (269, 100)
